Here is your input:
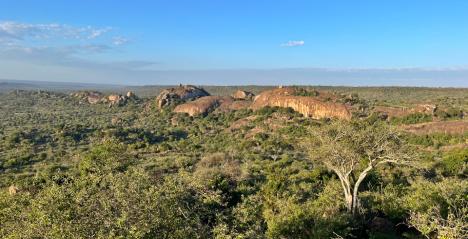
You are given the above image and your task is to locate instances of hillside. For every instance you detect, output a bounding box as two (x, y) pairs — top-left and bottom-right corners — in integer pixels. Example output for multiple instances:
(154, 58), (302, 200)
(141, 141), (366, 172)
(0, 86), (466, 239)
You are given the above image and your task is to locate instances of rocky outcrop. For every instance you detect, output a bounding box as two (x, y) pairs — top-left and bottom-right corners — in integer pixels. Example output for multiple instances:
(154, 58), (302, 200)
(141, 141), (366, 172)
(71, 91), (138, 106)
(250, 87), (352, 120)
(232, 90), (254, 100)
(156, 85), (210, 108)
(174, 96), (232, 116)
(8, 185), (18, 195)
(218, 100), (252, 112)
(126, 91), (136, 98)
(106, 94), (125, 106)
(416, 104), (437, 115)
(70, 91), (104, 104)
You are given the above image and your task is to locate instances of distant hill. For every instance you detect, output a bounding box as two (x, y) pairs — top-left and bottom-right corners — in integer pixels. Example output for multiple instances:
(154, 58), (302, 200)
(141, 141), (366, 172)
(0, 79), (128, 93)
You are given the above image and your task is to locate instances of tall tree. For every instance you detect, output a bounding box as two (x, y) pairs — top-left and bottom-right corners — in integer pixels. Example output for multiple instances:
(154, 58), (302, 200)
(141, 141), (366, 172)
(306, 120), (412, 215)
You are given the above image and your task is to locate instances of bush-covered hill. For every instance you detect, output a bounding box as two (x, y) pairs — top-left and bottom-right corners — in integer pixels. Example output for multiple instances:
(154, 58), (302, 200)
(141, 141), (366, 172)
(0, 87), (466, 238)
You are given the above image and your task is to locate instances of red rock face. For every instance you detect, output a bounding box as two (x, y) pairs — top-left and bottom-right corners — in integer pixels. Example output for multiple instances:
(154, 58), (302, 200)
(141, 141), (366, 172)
(250, 87), (352, 120)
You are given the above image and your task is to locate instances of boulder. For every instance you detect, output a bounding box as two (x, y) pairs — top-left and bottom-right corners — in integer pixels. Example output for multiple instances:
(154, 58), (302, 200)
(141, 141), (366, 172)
(126, 91), (136, 98)
(107, 94), (126, 106)
(250, 87), (352, 120)
(87, 94), (102, 104)
(174, 96), (231, 116)
(70, 91), (104, 104)
(232, 90), (254, 100)
(8, 185), (18, 195)
(156, 85), (210, 108)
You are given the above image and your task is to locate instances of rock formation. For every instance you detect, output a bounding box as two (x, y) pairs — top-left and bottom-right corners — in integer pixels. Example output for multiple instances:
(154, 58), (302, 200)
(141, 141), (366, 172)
(231, 90), (254, 100)
(107, 94), (125, 106)
(126, 91), (136, 98)
(156, 85), (210, 108)
(174, 96), (233, 116)
(70, 91), (104, 104)
(71, 91), (138, 106)
(8, 185), (18, 195)
(250, 87), (352, 120)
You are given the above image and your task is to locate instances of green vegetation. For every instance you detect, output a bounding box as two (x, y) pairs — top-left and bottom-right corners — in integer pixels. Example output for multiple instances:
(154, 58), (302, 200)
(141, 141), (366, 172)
(0, 87), (467, 238)
(390, 113), (433, 125)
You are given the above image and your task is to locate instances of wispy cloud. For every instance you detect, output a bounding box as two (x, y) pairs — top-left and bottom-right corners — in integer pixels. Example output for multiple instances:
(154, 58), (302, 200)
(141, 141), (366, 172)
(0, 20), (140, 71)
(0, 21), (111, 42)
(112, 36), (129, 46)
(281, 40), (305, 47)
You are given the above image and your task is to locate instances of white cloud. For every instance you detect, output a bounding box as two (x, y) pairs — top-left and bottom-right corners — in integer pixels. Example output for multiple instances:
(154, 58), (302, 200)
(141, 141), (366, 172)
(0, 21), (131, 65)
(112, 36), (129, 46)
(281, 40), (305, 47)
(0, 21), (111, 42)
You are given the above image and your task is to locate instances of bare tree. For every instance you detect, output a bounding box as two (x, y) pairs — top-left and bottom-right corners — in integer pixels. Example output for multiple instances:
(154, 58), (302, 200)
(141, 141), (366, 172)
(306, 120), (412, 215)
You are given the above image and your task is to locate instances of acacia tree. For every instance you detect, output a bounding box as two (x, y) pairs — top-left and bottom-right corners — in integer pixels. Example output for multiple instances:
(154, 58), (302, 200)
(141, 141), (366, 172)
(306, 120), (412, 215)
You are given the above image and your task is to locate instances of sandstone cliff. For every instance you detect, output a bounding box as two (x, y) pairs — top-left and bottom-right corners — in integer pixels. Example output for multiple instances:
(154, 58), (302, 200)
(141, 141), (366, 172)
(250, 87), (352, 120)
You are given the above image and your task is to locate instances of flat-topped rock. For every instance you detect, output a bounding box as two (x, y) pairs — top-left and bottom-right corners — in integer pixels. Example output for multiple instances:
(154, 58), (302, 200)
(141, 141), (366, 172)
(250, 87), (352, 120)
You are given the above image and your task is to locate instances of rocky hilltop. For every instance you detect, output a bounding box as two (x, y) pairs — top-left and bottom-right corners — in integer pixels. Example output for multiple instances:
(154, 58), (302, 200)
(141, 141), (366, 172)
(71, 91), (137, 106)
(156, 85), (210, 108)
(168, 86), (352, 120)
(250, 87), (352, 120)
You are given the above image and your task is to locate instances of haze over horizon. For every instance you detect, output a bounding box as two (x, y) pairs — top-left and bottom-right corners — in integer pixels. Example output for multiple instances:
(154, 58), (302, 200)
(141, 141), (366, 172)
(1, 1), (468, 87)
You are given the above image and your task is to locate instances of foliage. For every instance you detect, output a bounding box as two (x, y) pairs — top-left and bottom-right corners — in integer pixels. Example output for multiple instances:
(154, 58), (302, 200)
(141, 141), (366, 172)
(0, 87), (466, 238)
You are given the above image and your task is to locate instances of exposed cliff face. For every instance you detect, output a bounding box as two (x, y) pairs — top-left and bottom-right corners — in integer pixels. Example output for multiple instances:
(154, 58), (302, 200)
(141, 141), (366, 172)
(250, 87), (352, 120)
(156, 85), (210, 108)
(232, 90), (254, 100)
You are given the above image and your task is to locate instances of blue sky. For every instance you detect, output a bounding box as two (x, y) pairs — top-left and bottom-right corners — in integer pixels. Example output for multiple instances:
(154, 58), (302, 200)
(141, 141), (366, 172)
(1, 0), (468, 86)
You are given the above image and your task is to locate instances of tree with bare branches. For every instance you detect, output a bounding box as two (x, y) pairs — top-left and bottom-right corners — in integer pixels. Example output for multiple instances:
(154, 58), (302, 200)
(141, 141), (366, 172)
(306, 120), (412, 215)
